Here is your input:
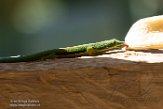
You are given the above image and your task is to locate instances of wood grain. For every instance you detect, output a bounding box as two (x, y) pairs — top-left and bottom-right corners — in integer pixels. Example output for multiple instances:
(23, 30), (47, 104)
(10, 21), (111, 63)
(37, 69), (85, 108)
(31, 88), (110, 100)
(0, 50), (163, 109)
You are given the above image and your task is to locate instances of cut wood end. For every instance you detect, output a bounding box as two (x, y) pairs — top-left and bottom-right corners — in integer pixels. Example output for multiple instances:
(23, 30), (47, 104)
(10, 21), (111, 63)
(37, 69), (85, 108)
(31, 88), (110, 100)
(125, 15), (163, 50)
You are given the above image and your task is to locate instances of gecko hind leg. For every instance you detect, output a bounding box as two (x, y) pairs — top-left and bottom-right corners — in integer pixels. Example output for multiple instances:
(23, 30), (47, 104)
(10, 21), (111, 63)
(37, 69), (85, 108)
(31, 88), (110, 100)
(86, 46), (102, 56)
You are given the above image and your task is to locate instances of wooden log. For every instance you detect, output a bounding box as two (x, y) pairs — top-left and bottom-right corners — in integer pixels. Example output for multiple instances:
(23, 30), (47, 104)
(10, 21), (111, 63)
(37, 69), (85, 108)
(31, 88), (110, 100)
(0, 50), (163, 109)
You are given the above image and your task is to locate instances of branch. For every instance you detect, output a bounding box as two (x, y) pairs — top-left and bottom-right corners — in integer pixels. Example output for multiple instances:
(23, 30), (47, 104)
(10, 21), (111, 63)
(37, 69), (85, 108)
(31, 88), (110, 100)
(0, 50), (162, 109)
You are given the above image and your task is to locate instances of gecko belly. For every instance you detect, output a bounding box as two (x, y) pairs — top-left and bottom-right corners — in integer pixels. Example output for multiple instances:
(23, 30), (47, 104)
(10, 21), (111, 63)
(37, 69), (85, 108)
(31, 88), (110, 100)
(125, 15), (163, 50)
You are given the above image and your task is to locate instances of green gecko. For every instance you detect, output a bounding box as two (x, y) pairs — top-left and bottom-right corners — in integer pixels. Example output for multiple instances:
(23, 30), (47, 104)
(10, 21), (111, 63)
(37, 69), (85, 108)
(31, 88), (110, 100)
(0, 39), (125, 63)
(2, 15), (163, 63)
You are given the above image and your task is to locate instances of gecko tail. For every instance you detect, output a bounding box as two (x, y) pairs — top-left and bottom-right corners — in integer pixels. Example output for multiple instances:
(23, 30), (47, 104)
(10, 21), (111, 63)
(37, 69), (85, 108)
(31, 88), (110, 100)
(0, 55), (38, 63)
(0, 55), (24, 63)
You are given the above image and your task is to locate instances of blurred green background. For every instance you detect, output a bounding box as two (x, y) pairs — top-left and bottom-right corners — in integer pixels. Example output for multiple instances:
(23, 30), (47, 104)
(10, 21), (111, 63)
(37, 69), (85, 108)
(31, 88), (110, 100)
(0, 0), (163, 56)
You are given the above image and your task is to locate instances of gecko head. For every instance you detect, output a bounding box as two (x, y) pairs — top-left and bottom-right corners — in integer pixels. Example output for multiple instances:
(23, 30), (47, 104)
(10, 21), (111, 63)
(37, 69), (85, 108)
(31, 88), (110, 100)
(109, 39), (125, 47)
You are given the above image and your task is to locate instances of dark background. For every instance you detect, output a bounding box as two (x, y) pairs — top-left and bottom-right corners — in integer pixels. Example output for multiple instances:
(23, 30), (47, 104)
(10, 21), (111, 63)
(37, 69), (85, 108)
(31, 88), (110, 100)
(0, 0), (163, 56)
